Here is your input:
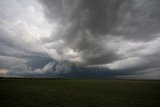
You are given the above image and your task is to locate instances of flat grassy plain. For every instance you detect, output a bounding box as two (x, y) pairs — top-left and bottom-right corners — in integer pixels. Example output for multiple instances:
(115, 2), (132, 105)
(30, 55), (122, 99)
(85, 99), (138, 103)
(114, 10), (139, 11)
(0, 79), (160, 107)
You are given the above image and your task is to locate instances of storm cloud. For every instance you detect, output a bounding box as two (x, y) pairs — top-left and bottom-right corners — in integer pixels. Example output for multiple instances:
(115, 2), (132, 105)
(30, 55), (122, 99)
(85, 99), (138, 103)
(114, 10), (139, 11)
(0, 0), (160, 79)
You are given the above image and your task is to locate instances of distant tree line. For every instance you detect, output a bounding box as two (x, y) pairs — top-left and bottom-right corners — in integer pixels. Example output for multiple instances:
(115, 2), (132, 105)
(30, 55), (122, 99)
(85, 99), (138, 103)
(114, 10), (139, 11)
(0, 77), (61, 80)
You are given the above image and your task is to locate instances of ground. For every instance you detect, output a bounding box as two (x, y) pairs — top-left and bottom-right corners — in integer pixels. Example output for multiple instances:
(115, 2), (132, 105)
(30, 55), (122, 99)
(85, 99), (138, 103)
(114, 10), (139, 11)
(0, 79), (160, 107)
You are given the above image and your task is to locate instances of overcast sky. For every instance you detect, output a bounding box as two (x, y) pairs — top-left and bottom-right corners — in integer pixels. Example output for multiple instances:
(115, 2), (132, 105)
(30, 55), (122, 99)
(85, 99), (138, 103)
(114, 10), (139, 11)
(0, 0), (160, 79)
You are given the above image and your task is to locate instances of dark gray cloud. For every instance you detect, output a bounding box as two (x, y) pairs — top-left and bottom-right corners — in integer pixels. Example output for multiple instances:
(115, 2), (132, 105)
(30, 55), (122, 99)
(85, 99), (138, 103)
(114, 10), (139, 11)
(37, 0), (160, 78)
(26, 55), (53, 70)
(40, 0), (160, 41)
(39, 0), (160, 66)
(40, 0), (123, 65)
(0, 0), (160, 79)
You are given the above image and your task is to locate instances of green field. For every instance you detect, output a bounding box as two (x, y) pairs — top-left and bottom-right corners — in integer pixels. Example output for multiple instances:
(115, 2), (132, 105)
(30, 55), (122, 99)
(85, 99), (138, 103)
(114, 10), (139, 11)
(0, 79), (160, 107)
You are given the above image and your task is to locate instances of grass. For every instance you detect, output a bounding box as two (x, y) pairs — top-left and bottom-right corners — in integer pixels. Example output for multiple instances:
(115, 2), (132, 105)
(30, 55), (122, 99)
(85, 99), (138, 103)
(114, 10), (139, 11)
(0, 79), (160, 107)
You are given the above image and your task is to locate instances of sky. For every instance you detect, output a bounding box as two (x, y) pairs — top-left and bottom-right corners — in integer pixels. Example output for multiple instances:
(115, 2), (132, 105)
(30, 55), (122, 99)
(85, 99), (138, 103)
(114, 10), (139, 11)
(0, 0), (160, 79)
